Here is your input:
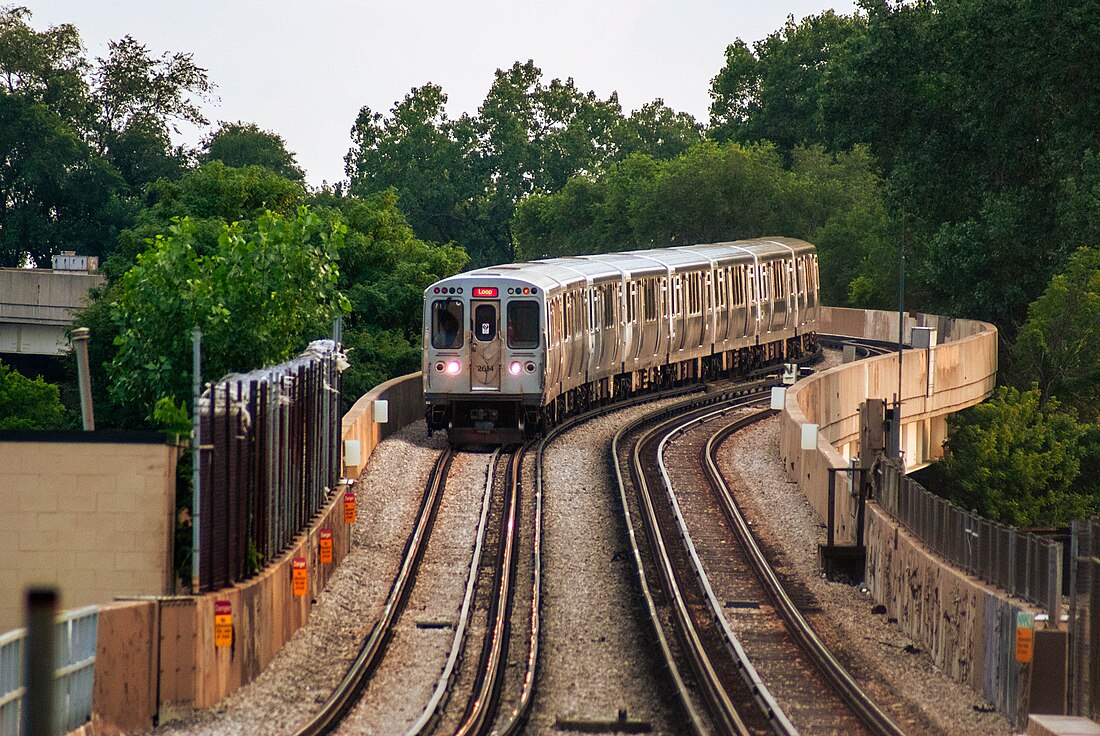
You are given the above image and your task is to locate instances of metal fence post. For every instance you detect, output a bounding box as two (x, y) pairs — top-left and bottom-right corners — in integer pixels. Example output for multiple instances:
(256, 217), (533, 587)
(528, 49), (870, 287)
(22, 588), (57, 736)
(192, 326), (202, 593)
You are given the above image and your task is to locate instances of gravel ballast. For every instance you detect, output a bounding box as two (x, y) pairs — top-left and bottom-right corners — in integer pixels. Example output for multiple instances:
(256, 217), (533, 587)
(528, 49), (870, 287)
(147, 423), (447, 736)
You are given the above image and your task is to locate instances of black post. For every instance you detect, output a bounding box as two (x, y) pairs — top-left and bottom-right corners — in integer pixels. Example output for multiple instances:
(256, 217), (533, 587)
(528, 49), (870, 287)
(827, 470), (836, 549)
(23, 587), (57, 736)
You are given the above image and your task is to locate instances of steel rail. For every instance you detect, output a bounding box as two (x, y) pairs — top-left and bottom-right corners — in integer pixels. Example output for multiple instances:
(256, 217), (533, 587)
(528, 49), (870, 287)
(610, 383), (774, 735)
(493, 382), (710, 735)
(703, 411), (909, 736)
(453, 443), (530, 736)
(633, 418), (748, 735)
(292, 446), (456, 736)
(653, 397), (800, 736)
(404, 449), (502, 736)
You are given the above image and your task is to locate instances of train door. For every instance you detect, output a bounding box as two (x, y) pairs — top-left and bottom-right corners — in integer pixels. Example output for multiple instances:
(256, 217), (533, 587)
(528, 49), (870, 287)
(470, 300), (501, 391)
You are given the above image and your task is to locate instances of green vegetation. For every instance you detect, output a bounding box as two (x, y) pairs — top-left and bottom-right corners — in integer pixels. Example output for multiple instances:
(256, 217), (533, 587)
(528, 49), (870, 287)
(0, 360), (65, 430)
(344, 61), (703, 268)
(936, 387), (1100, 527)
(514, 142), (890, 307)
(108, 210), (347, 420)
(3, 3), (1099, 525)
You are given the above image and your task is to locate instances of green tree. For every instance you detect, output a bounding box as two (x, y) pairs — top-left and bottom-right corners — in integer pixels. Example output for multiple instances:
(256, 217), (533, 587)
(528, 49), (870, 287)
(309, 188), (468, 408)
(0, 359), (64, 429)
(709, 11), (862, 151)
(108, 209), (347, 421)
(1013, 246), (1100, 421)
(107, 160), (306, 272)
(614, 99), (703, 162)
(0, 6), (212, 266)
(938, 386), (1099, 526)
(515, 140), (890, 307)
(200, 121), (305, 181)
(345, 83), (474, 252)
(346, 62), (697, 268)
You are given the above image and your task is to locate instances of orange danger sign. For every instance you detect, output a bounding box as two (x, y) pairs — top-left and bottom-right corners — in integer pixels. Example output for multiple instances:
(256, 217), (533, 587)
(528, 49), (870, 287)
(214, 600), (232, 648)
(344, 491), (357, 525)
(1015, 626), (1034, 663)
(320, 529), (333, 564)
(292, 557), (308, 597)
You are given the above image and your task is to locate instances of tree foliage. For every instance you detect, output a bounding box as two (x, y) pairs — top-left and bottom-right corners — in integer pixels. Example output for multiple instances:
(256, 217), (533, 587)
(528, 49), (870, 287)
(707, 1), (1100, 330)
(1013, 247), (1100, 421)
(345, 61), (701, 267)
(0, 359), (64, 430)
(309, 188), (468, 408)
(514, 140), (889, 307)
(200, 121), (305, 181)
(107, 209), (347, 420)
(938, 386), (1100, 527)
(0, 6), (211, 266)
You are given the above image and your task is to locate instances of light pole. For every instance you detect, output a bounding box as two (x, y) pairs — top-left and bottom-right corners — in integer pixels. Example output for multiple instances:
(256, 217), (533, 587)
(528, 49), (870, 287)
(895, 236), (906, 460)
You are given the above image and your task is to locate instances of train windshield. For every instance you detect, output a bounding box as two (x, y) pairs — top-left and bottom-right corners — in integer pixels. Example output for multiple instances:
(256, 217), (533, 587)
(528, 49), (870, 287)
(507, 300), (540, 349)
(432, 299), (464, 349)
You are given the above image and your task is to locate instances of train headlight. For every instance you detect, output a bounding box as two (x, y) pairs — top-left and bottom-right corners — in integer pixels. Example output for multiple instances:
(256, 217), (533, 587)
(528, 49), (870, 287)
(509, 361), (523, 376)
(446, 360), (462, 375)
(434, 361), (445, 373)
(525, 362), (536, 374)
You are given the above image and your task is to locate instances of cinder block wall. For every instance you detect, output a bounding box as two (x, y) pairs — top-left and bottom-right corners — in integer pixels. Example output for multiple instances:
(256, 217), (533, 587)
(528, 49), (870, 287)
(0, 432), (178, 633)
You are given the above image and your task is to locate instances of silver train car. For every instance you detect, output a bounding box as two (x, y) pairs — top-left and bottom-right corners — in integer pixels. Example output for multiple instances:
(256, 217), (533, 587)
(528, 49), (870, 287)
(423, 238), (820, 444)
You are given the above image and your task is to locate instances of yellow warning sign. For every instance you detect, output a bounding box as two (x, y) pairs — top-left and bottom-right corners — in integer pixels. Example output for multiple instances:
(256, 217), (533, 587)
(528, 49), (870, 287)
(292, 557), (308, 597)
(214, 600), (232, 649)
(319, 529), (333, 565)
(344, 491), (356, 525)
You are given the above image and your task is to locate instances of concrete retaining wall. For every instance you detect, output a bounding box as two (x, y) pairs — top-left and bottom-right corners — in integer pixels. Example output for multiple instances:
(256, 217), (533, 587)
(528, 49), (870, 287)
(779, 306), (1058, 723)
(780, 307), (998, 544)
(341, 371), (422, 477)
(0, 432), (179, 633)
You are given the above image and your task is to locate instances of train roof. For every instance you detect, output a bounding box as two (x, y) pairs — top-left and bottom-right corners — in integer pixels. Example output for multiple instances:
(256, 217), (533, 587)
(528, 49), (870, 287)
(428, 238), (815, 292)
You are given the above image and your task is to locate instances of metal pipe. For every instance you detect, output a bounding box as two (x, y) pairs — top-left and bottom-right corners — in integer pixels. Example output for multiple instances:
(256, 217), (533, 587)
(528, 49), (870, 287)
(192, 326), (202, 593)
(23, 587), (58, 736)
(70, 327), (94, 430)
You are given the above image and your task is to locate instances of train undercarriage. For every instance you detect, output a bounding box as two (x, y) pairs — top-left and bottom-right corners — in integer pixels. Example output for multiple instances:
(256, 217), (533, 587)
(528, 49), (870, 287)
(426, 332), (817, 445)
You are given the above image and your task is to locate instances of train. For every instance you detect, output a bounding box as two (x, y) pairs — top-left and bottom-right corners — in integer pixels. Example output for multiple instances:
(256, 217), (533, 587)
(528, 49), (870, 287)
(423, 238), (820, 444)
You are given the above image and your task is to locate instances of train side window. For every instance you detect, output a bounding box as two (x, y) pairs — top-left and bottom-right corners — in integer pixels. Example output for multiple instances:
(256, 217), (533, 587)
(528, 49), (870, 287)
(604, 284), (615, 328)
(432, 299), (464, 349)
(507, 300), (540, 349)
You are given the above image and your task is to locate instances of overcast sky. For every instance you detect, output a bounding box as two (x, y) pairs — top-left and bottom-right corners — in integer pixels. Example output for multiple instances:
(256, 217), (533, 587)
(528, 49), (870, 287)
(32, 1), (856, 188)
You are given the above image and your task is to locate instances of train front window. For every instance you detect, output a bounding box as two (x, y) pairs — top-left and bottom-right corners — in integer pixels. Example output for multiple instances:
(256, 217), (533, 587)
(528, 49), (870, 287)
(432, 299), (464, 349)
(474, 304), (497, 342)
(507, 300), (540, 349)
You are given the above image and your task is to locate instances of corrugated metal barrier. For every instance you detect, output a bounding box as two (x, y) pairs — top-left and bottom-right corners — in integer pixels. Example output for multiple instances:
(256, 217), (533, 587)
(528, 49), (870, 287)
(196, 340), (344, 592)
(0, 606), (98, 735)
(875, 459), (1063, 619)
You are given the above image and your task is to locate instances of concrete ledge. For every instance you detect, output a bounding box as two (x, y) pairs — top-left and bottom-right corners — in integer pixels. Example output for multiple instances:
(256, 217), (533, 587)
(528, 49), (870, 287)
(341, 371), (422, 477)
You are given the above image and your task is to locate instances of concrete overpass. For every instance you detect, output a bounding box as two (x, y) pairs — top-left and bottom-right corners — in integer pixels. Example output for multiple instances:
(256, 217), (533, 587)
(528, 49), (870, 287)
(0, 255), (104, 356)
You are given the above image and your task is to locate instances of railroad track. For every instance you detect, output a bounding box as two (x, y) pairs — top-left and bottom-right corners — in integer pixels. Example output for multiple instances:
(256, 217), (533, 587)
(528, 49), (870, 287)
(614, 380), (909, 735)
(293, 446), (456, 736)
(293, 354), (833, 734)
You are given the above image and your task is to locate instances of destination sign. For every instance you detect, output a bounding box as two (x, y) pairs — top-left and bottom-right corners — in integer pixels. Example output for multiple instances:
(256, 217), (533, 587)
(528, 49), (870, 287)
(472, 287), (499, 298)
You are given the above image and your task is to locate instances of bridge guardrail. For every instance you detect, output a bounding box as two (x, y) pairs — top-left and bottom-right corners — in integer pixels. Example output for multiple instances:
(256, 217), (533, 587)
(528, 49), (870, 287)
(0, 605), (98, 735)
